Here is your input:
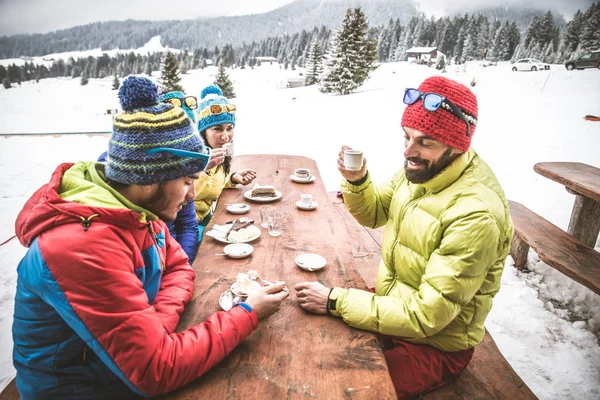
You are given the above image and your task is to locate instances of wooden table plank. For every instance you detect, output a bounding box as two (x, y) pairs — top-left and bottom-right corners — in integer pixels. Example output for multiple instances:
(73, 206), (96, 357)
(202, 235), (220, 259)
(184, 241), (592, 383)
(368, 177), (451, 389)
(160, 155), (396, 399)
(534, 162), (600, 202)
(534, 162), (600, 247)
(328, 191), (382, 289)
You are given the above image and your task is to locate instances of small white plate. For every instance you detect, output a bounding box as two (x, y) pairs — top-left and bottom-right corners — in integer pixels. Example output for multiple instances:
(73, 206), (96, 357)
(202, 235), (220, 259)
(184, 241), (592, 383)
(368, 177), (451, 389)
(295, 253), (327, 271)
(219, 290), (236, 311)
(296, 200), (318, 211)
(290, 174), (316, 184)
(223, 243), (254, 259)
(205, 224), (261, 243)
(226, 203), (250, 214)
(243, 189), (283, 203)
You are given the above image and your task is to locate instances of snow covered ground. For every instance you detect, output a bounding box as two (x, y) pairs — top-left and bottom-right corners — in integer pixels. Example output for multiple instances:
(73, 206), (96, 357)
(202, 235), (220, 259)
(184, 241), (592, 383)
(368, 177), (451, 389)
(0, 59), (599, 398)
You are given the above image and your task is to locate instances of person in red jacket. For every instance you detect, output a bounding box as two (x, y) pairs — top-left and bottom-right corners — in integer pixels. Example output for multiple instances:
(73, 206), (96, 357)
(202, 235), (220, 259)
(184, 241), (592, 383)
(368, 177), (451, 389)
(12, 75), (288, 399)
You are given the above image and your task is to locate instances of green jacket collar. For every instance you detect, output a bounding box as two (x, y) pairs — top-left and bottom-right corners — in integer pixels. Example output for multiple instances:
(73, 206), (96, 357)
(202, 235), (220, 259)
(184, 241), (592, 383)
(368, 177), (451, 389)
(410, 148), (475, 195)
(59, 162), (159, 222)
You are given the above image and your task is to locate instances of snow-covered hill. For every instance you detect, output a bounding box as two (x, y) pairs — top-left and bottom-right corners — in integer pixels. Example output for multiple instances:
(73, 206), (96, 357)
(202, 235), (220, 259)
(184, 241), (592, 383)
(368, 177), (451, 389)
(0, 35), (178, 68)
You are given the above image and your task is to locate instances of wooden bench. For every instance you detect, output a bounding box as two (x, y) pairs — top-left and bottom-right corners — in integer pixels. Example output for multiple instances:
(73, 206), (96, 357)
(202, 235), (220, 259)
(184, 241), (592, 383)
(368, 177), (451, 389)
(329, 192), (536, 399)
(509, 200), (600, 296)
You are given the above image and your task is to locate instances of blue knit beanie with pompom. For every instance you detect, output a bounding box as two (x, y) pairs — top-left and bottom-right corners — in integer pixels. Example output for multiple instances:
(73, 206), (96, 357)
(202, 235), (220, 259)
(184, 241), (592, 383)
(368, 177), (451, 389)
(159, 91), (197, 123)
(106, 75), (207, 185)
(196, 85), (236, 133)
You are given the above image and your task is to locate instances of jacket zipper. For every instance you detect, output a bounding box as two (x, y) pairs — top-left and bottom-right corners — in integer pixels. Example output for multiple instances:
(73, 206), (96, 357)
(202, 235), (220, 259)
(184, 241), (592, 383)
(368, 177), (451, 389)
(385, 190), (428, 292)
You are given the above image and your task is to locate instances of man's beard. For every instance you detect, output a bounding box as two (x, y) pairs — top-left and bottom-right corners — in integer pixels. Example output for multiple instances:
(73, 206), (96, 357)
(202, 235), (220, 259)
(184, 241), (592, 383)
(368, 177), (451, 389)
(404, 148), (455, 184)
(140, 182), (180, 222)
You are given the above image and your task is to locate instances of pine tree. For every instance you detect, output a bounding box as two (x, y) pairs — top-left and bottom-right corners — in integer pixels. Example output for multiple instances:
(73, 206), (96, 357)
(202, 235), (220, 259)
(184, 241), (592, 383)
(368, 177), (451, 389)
(580, 2), (600, 50)
(214, 58), (236, 98)
(394, 25), (413, 61)
(3, 77), (11, 89)
(563, 10), (585, 54)
(112, 75), (120, 90)
(144, 62), (152, 76)
(349, 8), (378, 86)
(305, 40), (324, 85)
(321, 7), (378, 95)
(159, 51), (184, 93)
(321, 11), (355, 95)
(80, 68), (89, 86)
(436, 55), (446, 71)
(507, 22), (521, 59)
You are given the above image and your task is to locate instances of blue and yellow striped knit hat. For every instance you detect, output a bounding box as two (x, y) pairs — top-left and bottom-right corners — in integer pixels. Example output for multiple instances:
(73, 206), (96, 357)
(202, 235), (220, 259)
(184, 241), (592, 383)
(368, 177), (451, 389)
(106, 76), (207, 185)
(196, 85), (236, 133)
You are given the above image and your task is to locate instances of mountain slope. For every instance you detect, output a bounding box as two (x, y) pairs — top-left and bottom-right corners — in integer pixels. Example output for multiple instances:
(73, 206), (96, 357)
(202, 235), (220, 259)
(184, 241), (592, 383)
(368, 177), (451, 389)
(0, 0), (416, 58)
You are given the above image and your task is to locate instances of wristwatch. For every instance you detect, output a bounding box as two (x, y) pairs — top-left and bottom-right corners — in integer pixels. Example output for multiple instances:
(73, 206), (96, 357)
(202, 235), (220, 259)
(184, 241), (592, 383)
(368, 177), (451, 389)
(327, 288), (339, 315)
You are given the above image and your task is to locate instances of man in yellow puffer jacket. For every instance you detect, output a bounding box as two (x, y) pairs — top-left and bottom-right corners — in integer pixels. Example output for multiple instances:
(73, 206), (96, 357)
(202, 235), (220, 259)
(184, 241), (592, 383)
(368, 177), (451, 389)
(296, 76), (513, 399)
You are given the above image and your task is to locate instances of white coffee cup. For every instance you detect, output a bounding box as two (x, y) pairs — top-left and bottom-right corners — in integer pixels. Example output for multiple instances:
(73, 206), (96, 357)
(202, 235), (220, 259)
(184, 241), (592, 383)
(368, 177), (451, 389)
(300, 194), (313, 207)
(223, 142), (234, 156)
(295, 168), (311, 179)
(343, 150), (364, 170)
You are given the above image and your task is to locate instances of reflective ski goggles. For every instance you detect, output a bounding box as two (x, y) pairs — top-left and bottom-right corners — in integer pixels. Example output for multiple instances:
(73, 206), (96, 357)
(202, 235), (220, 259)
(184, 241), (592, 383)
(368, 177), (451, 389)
(403, 88), (476, 137)
(198, 103), (237, 119)
(162, 96), (198, 110)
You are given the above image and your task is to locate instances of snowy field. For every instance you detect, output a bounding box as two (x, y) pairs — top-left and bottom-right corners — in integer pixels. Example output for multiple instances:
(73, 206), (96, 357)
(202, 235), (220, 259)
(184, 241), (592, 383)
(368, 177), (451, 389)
(1, 59), (599, 398)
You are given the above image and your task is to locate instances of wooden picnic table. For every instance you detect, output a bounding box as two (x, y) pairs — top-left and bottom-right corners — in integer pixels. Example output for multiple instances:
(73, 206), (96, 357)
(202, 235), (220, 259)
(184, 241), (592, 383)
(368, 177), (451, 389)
(534, 162), (600, 247)
(159, 154), (397, 399)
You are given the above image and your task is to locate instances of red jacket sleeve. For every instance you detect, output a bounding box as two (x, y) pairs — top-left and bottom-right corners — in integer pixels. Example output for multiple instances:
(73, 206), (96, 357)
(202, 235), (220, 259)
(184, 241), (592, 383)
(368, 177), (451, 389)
(39, 225), (259, 396)
(152, 226), (196, 333)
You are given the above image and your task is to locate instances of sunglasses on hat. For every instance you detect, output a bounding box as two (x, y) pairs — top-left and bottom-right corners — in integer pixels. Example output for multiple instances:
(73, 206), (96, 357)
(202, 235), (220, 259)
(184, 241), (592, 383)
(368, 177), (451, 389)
(403, 88), (476, 137)
(199, 103), (236, 119)
(162, 96), (198, 110)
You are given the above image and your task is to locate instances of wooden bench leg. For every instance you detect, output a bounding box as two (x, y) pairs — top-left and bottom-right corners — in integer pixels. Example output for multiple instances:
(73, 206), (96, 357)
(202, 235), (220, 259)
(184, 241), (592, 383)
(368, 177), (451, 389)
(510, 234), (529, 271)
(568, 194), (600, 248)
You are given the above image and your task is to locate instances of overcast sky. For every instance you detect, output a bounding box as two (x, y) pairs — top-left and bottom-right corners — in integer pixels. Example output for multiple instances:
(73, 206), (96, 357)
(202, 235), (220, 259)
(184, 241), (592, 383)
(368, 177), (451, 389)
(0, 0), (594, 36)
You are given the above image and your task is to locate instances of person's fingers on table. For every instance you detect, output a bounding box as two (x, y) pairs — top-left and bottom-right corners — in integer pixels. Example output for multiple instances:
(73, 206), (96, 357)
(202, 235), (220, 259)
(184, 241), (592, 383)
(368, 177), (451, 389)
(264, 281), (288, 294)
(294, 281), (313, 291)
(271, 289), (290, 302)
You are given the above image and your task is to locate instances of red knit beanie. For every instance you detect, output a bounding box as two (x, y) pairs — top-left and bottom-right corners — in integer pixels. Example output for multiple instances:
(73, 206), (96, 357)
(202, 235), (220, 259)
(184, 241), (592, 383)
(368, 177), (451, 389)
(401, 76), (478, 152)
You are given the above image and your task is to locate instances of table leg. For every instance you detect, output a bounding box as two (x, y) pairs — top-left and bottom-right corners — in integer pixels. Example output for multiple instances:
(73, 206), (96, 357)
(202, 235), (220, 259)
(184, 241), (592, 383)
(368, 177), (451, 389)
(568, 195), (600, 248)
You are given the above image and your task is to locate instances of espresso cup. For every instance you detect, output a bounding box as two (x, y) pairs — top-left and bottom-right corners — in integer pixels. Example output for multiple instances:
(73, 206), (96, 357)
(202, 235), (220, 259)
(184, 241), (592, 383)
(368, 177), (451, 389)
(300, 194), (313, 207)
(294, 168), (311, 179)
(223, 142), (234, 156)
(343, 150), (364, 170)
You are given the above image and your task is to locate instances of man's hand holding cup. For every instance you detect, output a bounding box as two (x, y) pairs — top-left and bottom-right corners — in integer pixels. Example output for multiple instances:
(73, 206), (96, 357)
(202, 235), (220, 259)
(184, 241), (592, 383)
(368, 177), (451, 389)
(337, 145), (367, 182)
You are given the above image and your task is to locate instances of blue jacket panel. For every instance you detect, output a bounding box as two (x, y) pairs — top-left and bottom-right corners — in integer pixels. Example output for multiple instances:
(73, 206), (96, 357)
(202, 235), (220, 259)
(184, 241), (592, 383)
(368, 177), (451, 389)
(13, 239), (142, 399)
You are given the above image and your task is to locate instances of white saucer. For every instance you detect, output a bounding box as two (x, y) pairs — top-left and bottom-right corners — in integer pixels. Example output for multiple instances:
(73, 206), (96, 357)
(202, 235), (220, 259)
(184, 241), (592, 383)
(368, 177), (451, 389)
(296, 200), (318, 211)
(219, 290), (236, 311)
(226, 203), (250, 214)
(205, 224), (261, 244)
(290, 174), (316, 184)
(243, 189), (283, 203)
(223, 243), (253, 259)
(295, 253), (327, 271)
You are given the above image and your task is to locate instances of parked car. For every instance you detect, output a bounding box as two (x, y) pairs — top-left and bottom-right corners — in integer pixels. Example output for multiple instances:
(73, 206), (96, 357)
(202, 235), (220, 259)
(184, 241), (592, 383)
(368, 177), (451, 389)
(511, 58), (551, 71)
(564, 50), (600, 70)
